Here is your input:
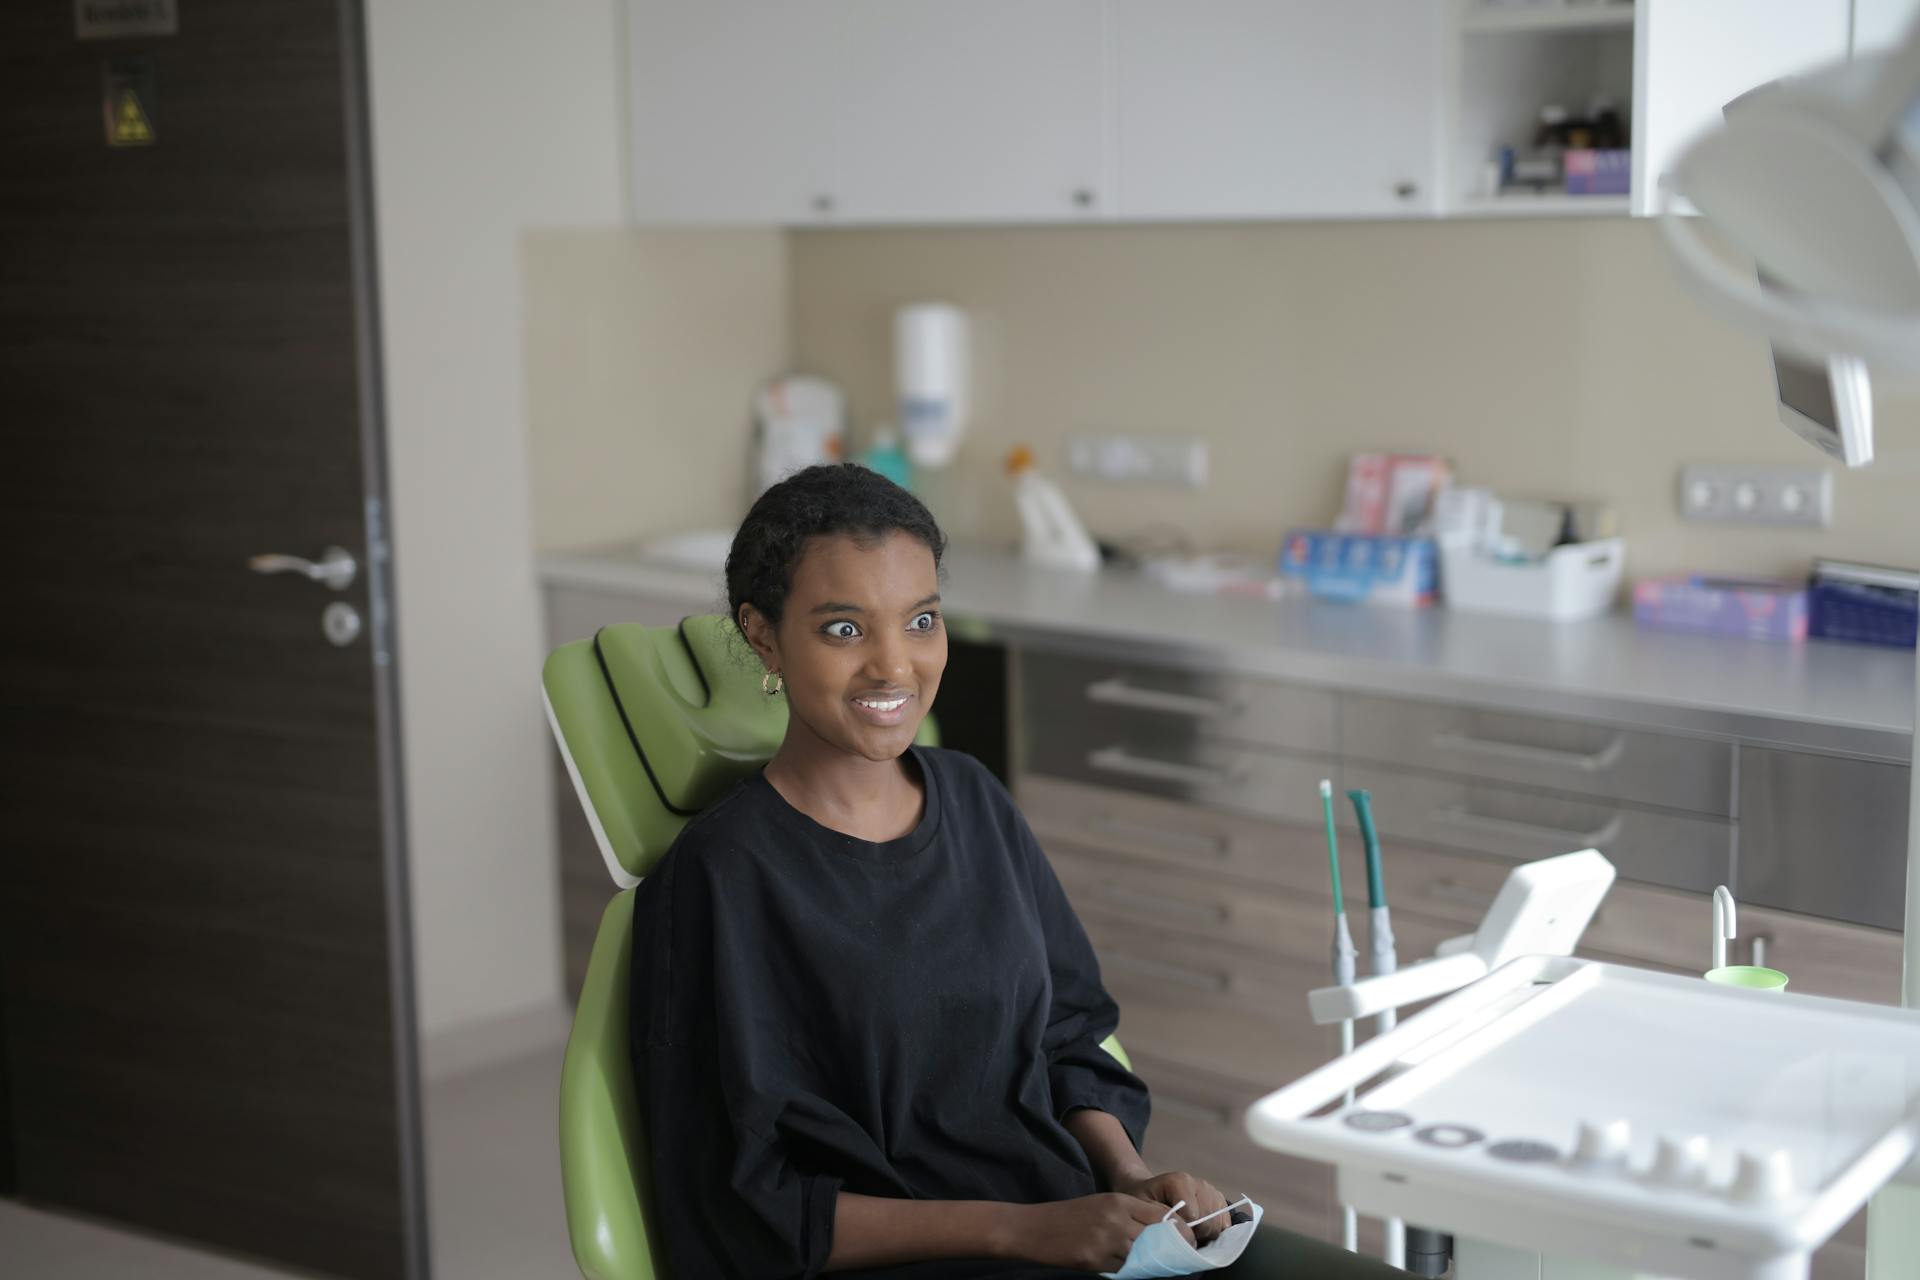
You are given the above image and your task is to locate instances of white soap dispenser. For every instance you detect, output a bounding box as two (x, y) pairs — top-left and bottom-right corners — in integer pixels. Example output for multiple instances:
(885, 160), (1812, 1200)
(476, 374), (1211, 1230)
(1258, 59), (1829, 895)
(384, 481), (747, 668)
(1006, 446), (1100, 573)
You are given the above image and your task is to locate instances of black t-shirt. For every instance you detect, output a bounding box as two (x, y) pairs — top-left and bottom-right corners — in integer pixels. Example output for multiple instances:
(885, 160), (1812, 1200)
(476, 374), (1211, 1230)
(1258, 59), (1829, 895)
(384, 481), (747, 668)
(629, 746), (1151, 1279)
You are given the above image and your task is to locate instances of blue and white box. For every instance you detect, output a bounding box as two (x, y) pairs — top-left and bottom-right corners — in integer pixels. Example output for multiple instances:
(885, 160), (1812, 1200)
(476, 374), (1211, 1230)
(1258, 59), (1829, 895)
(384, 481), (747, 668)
(1279, 530), (1438, 607)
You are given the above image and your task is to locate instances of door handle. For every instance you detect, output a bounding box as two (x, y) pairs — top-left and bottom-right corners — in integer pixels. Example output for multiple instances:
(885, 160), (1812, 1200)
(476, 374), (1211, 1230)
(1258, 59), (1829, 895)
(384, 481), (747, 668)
(249, 545), (356, 591)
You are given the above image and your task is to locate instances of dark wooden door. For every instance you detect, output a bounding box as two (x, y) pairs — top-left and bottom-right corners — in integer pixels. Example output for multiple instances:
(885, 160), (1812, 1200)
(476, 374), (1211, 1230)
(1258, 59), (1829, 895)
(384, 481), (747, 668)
(0, 3), (426, 1278)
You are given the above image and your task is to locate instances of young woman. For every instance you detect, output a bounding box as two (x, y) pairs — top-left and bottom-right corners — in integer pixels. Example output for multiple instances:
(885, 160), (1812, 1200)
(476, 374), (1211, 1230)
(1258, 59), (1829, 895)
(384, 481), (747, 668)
(629, 465), (1397, 1278)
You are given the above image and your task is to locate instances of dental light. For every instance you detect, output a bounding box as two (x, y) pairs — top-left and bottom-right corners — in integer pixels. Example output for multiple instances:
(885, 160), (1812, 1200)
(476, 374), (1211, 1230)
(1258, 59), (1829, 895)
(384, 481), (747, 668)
(1657, 18), (1920, 1273)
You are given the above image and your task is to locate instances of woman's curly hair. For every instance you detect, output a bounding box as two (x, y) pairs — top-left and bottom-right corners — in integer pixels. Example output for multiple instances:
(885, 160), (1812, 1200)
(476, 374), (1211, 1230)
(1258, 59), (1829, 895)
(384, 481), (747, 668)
(726, 463), (948, 641)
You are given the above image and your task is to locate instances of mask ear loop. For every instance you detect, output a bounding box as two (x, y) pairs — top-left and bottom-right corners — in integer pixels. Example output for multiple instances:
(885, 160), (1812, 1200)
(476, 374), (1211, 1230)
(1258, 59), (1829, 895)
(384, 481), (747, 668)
(1176, 1196), (1254, 1231)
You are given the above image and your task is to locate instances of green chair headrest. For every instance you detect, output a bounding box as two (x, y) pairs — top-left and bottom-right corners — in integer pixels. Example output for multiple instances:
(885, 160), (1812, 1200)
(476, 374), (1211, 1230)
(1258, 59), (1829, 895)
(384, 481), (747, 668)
(543, 615), (788, 885)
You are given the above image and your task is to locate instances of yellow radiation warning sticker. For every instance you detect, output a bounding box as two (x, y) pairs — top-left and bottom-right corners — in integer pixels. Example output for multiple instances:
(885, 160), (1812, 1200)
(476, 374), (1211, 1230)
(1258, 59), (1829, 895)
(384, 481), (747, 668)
(103, 58), (156, 147)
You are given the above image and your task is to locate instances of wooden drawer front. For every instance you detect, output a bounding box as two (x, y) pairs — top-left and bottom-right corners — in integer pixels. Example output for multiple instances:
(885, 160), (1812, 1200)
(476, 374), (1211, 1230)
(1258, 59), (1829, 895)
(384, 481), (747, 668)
(1342, 763), (1733, 894)
(1049, 839), (1457, 963)
(1020, 771), (1522, 933)
(1020, 648), (1335, 756)
(1340, 693), (1734, 817)
(1737, 747), (1910, 931)
(1021, 729), (1334, 827)
(1075, 909), (1460, 1089)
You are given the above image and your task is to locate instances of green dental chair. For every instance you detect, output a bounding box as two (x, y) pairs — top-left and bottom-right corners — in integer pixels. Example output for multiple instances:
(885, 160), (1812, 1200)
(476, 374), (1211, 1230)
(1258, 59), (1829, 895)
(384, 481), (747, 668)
(543, 614), (1130, 1280)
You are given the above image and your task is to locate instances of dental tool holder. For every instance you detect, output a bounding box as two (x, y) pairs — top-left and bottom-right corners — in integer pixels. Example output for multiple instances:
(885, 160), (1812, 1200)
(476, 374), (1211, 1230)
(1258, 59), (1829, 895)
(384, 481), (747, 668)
(1307, 848), (1617, 1026)
(1251, 955), (1920, 1279)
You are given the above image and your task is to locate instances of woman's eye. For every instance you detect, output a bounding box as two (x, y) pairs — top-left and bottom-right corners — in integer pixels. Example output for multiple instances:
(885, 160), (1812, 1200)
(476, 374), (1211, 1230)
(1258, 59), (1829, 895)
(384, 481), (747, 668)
(824, 620), (861, 640)
(909, 612), (939, 633)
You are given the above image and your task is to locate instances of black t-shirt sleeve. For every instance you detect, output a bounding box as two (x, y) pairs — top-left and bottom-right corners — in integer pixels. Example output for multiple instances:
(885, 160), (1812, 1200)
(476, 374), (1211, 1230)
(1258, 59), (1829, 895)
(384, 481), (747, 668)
(631, 843), (843, 1279)
(1008, 800), (1153, 1154)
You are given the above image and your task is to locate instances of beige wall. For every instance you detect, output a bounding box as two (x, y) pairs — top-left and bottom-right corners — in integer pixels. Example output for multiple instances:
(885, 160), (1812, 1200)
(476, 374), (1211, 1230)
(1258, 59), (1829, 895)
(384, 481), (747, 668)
(368, 0), (625, 1040)
(788, 219), (1920, 581)
(525, 230), (789, 551)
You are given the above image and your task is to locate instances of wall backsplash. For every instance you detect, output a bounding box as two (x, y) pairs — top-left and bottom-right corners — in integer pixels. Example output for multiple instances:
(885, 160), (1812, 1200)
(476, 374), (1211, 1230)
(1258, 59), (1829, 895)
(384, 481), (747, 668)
(788, 218), (1920, 582)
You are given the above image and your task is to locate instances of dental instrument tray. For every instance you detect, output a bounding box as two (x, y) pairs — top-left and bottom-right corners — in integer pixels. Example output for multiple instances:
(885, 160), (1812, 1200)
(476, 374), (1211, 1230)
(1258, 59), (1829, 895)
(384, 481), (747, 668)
(1246, 956), (1920, 1280)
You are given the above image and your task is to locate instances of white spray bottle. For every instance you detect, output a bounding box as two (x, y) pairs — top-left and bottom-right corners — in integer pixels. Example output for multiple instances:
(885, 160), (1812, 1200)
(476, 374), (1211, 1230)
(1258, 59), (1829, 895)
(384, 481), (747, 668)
(1006, 446), (1100, 572)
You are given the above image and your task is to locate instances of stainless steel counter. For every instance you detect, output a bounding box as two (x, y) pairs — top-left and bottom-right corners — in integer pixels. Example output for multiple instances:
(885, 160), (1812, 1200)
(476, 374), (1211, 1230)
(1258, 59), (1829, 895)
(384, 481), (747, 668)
(540, 543), (1916, 763)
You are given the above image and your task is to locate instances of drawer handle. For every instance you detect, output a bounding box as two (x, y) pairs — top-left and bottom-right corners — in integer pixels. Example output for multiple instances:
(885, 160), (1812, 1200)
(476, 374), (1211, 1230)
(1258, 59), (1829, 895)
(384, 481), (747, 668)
(1100, 883), (1230, 925)
(1088, 746), (1243, 790)
(1086, 677), (1243, 721)
(1086, 813), (1233, 859)
(1430, 731), (1626, 773)
(1432, 807), (1623, 850)
(1103, 952), (1232, 993)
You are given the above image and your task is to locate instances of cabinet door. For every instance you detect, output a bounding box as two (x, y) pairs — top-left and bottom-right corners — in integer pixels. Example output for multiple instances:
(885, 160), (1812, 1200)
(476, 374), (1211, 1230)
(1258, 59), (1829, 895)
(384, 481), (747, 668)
(626, 0), (827, 222)
(1111, 0), (1442, 220)
(627, 0), (1104, 224)
(1854, 0), (1920, 56)
(819, 1), (1106, 223)
(1631, 0), (1851, 217)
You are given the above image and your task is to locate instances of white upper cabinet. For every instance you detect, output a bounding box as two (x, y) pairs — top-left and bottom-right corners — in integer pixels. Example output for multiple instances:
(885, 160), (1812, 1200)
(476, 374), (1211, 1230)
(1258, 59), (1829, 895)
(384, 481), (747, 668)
(1855, 0), (1920, 55)
(1631, 0), (1852, 217)
(1110, 0), (1443, 220)
(626, 0), (1104, 224)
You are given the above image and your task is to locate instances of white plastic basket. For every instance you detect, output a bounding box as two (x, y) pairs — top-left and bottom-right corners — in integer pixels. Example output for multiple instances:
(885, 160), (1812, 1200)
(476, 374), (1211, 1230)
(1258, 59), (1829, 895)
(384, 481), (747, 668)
(1440, 534), (1624, 620)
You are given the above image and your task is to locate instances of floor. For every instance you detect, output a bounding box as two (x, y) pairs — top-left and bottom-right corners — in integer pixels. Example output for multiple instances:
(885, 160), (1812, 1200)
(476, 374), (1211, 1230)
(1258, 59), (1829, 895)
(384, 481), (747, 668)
(1, 1032), (575, 1279)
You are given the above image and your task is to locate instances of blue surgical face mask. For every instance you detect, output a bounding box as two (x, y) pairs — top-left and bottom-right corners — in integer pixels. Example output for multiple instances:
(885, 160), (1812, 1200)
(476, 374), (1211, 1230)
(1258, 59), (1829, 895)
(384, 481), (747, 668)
(1102, 1198), (1263, 1280)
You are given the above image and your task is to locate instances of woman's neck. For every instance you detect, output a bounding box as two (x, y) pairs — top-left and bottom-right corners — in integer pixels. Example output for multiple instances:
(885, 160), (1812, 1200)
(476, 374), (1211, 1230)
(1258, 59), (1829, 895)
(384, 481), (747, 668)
(764, 728), (923, 843)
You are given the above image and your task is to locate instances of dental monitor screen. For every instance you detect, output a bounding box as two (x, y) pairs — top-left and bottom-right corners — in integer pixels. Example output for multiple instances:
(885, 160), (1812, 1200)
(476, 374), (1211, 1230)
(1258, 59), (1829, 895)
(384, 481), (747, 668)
(1771, 347), (1873, 466)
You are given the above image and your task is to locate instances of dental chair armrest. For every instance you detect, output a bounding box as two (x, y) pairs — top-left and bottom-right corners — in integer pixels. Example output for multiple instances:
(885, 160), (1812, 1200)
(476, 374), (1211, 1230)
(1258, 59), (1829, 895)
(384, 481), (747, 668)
(1308, 952), (1490, 1025)
(1433, 934), (1477, 958)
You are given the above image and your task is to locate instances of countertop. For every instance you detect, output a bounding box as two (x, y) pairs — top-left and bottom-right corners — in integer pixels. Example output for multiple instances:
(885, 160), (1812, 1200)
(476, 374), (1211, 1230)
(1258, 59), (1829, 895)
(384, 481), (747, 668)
(540, 543), (1917, 762)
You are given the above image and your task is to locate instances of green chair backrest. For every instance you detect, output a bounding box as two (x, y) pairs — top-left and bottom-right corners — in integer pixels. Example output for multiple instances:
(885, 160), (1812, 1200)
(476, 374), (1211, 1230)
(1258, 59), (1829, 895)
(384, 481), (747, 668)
(546, 615), (1108, 1280)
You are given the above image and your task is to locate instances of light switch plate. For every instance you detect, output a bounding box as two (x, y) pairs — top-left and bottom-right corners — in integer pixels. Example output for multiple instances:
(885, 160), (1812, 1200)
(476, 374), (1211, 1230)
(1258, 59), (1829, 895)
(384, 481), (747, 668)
(1067, 433), (1208, 488)
(1678, 463), (1832, 527)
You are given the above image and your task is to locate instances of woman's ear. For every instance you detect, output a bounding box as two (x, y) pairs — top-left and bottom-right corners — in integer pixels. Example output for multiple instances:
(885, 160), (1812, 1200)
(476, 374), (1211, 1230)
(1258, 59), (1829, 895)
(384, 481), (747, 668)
(738, 603), (780, 672)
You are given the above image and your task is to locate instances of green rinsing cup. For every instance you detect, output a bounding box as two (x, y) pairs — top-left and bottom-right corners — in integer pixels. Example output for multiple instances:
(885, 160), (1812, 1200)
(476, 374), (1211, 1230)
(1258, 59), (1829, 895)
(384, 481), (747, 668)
(1705, 965), (1789, 992)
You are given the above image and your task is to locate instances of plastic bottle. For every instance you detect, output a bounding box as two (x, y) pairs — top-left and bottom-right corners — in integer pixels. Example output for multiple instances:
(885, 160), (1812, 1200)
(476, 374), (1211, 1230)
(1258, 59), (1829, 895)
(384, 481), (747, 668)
(858, 426), (913, 490)
(1006, 446), (1100, 572)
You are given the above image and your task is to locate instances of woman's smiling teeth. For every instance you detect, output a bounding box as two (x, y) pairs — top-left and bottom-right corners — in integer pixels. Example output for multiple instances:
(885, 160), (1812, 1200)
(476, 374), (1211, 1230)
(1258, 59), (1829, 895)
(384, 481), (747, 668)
(852, 692), (911, 724)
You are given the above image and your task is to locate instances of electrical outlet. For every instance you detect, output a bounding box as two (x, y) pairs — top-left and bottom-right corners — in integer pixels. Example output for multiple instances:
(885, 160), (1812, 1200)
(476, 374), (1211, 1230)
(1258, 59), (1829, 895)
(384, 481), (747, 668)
(1678, 463), (1833, 528)
(1066, 433), (1208, 488)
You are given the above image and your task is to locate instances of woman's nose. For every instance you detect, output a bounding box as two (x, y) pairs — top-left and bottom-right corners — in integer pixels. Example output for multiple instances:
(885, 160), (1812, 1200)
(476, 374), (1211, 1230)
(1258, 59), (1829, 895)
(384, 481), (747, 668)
(865, 630), (912, 683)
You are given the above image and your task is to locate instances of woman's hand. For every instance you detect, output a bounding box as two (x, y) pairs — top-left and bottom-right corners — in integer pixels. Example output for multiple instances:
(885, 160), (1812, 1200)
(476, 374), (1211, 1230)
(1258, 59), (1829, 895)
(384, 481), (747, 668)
(1113, 1171), (1231, 1245)
(995, 1193), (1181, 1272)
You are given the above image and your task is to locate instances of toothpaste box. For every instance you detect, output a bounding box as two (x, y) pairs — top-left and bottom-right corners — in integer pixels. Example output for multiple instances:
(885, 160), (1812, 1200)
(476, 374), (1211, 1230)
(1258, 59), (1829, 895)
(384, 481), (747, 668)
(1279, 530), (1438, 607)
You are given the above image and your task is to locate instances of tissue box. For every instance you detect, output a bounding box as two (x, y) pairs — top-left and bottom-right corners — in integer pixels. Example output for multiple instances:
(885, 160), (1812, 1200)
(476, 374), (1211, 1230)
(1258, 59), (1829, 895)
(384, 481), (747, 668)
(1279, 530), (1437, 607)
(1633, 577), (1808, 642)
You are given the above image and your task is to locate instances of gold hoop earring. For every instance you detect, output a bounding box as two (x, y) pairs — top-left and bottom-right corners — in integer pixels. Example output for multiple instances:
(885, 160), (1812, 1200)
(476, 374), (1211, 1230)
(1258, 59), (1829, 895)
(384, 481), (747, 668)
(762, 671), (784, 696)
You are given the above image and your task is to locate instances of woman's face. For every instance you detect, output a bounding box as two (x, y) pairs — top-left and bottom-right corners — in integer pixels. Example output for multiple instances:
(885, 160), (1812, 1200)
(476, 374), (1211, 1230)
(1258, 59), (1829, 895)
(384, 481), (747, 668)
(745, 531), (946, 764)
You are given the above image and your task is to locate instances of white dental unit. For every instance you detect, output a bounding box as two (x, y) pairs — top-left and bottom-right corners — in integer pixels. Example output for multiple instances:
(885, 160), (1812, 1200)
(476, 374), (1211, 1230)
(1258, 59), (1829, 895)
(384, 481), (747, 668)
(1245, 17), (1920, 1280)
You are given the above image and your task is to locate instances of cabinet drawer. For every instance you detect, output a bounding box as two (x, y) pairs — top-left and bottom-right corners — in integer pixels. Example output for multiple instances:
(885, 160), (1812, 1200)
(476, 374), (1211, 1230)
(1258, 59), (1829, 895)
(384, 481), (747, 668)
(1343, 763), (1733, 894)
(1050, 839), (1461, 965)
(1340, 693), (1733, 817)
(1737, 746), (1911, 931)
(1020, 771), (1524, 933)
(1019, 648), (1335, 756)
(1021, 731), (1334, 827)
